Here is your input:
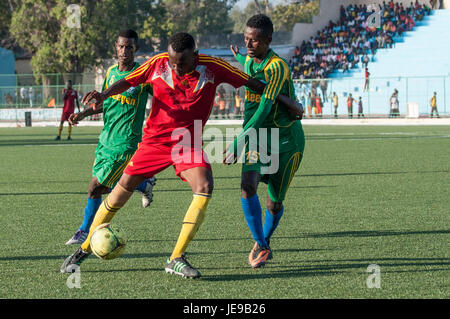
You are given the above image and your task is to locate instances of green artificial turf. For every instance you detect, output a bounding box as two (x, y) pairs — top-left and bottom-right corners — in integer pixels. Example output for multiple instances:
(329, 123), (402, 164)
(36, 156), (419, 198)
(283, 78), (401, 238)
(0, 125), (448, 299)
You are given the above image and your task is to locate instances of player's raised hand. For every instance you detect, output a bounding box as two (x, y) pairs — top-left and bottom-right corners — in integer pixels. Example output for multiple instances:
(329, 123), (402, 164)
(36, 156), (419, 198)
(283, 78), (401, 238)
(68, 112), (83, 126)
(81, 90), (105, 111)
(230, 45), (240, 57)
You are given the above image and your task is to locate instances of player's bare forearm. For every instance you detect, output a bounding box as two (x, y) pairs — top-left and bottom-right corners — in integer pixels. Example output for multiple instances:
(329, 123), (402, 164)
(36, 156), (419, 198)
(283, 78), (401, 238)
(82, 78), (131, 110)
(102, 78), (131, 98)
(245, 78), (304, 120)
(82, 105), (103, 117)
(68, 106), (103, 125)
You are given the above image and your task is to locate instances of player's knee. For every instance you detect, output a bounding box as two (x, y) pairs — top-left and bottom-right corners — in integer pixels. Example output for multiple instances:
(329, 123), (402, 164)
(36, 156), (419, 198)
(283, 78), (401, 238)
(266, 199), (283, 215)
(241, 182), (257, 198)
(194, 179), (214, 195)
(88, 180), (107, 198)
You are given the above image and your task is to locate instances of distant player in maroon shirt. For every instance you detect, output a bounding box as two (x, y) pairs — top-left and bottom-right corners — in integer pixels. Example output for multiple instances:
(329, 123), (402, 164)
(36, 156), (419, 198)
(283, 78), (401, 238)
(55, 80), (80, 140)
(61, 32), (302, 278)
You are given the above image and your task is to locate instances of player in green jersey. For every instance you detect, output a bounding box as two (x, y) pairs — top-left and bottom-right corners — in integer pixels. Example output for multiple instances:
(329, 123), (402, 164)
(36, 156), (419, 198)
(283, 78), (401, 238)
(65, 30), (156, 245)
(224, 14), (305, 269)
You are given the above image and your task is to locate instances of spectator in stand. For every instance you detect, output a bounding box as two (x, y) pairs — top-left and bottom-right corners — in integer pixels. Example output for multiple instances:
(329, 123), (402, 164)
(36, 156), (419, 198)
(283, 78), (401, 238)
(315, 94), (323, 117)
(20, 87), (27, 105)
(28, 87), (34, 108)
(430, 0), (437, 9)
(430, 92), (440, 118)
(347, 93), (355, 118)
(234, 89), (243, 118)
(307, 92), (313, 118)
(364, 67), (370, 92)
(213, 93), (220, 118)
(389, 89), (400, 117)
(217, 85), (226, 119)
(357, 96), (365, 118)
(6, 93), (13, 105)
(332, 92), (339, 118)
(290, 1), (431, 80)
(320, 78), (328, 103)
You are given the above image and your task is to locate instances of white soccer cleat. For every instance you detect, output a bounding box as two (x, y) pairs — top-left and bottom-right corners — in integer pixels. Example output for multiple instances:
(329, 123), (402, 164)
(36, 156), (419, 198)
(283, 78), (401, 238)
(140, 177), (156, 208)
(65, 230), (88, 245)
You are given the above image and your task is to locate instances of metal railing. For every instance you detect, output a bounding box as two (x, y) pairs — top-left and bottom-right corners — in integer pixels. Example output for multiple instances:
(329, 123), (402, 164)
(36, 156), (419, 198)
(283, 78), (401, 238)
(1, 73), (448, 123)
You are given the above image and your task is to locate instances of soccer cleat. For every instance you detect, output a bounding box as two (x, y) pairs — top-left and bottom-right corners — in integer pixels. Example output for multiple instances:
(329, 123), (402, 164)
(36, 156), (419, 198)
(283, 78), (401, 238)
(60, 247), (91, 273)
(249, 243), (272, 269)
(248, 241), (273, 265)
(65, 229), (88, 245)
(67, 136), (72, 141)
(140, 177), (156, 208)
(165, 254), (201, 279)
(55, 136), (61, 140)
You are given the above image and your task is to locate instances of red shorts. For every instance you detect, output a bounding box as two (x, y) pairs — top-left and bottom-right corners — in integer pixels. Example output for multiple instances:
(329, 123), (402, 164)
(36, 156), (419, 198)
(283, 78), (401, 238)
(61, 111), (72, 122)
(124, 141), (211, 181)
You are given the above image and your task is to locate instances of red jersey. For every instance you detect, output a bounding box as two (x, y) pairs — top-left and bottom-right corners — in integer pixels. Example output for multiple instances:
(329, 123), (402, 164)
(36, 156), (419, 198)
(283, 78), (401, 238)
(62, 89), (78, 113)
(125, 53), (249, 144)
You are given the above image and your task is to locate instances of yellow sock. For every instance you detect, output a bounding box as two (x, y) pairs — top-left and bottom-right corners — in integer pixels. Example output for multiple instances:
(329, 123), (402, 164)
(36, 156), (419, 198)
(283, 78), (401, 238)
(170, 193), (211, 260)
(57, 123), (63, 137)
(80, 184), (132, 252)
(68, 124), (72, 137)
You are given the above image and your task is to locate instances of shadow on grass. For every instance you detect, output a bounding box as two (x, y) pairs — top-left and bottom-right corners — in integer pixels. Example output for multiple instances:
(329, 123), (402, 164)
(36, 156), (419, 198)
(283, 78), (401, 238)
(300, 170), (450, 178)
(201, 257), (450, 282)
(155, 169), (450, 182)
(306, 134), (450, 141)
(297, 229), (450, 238)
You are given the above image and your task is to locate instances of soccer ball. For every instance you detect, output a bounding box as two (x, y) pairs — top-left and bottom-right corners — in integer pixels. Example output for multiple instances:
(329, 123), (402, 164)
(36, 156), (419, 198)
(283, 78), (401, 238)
(90, 223), (126, 260)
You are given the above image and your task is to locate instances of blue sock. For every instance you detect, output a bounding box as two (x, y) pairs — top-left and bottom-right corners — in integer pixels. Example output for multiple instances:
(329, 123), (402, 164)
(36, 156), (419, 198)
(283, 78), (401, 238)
(135, 179), (148, 193)
(241, 195), (268, 247)
(263, 206), (284, 243)
(79, 197), (102, 233)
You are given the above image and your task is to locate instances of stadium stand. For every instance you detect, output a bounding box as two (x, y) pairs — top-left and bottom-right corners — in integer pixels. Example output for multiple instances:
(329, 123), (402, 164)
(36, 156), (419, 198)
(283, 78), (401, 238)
(292, 2), (450, 117)
(290, 1), (432, 80)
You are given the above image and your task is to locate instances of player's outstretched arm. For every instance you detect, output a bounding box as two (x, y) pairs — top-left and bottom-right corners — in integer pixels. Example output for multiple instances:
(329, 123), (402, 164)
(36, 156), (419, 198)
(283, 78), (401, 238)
(81, 78), (131, 110)
(68, 106), (103, 126)
(246, 78), (304, 120)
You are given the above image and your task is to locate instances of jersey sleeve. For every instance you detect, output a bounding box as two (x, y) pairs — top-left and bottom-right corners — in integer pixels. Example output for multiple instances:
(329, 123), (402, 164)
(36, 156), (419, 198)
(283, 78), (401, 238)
(229, 60), (288, 157)
(210, 57), (249, 88)
(262, 60), (288, 101)
(234, 52), (247, 66)
(124, 57), (156, 87)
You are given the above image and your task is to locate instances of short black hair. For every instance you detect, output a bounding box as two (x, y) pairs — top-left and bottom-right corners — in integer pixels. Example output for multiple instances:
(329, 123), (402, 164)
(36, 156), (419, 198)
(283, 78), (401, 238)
(169, 32), (196, 52)
(246, 14), (273, 37)
(118, 29), (139, 44)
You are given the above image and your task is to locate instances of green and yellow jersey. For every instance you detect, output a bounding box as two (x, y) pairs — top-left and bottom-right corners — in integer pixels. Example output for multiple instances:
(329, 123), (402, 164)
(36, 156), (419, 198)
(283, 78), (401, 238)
(233, 49), (304, 154)
(98, 62), (152, 153)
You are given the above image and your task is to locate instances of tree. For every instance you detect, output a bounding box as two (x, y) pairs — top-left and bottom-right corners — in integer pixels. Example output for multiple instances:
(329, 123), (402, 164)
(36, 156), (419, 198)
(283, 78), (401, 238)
(10, 0), (164, 75)
(230, 1), (272, 33)
(230, 0), (319, 34)
(271, 0), (319, 32)
(141, 0), (237, 50)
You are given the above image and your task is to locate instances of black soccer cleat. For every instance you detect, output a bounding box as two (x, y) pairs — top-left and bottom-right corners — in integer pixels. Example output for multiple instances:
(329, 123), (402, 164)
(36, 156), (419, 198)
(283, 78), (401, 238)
(60, 247), (91, 273)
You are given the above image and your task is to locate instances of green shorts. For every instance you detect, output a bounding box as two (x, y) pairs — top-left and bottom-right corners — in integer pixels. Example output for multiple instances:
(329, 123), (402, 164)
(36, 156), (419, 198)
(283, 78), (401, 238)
(242, 139), (304, 203)
(92, 143), (136, 189)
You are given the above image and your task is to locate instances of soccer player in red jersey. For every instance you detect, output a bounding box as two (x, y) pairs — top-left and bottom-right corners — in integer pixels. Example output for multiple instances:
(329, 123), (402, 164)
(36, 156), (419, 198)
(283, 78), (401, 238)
(61, 32), (301, 278)
(55, 80), (80, 140)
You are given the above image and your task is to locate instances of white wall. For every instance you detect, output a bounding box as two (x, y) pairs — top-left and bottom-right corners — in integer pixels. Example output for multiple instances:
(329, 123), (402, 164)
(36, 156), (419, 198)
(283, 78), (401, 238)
(292, 0), (434, 46)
